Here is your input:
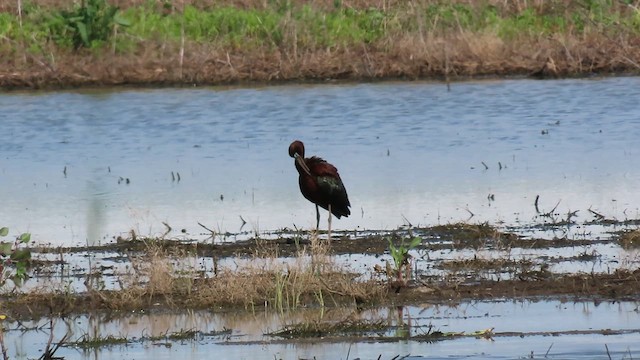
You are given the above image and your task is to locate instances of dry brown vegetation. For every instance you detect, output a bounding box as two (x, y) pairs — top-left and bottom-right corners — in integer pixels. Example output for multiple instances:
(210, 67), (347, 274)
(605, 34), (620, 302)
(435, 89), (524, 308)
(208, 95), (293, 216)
(3, 31), (637, 89)
(619, 228), (640, 249)
(3, 234), (387, 320)
(2, 0), (640, 89)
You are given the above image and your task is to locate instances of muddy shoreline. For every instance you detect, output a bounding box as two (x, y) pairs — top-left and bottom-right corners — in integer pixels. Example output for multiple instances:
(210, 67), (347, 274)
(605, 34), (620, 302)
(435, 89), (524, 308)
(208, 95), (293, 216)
(5, 264), (639, 321)
(2, 53), (638, 92)
(3, 221), (639, 321)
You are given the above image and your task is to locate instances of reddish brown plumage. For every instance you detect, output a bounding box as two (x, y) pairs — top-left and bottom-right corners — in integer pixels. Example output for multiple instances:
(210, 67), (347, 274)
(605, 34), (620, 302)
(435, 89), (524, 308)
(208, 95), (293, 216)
(288, 140), (351, 220)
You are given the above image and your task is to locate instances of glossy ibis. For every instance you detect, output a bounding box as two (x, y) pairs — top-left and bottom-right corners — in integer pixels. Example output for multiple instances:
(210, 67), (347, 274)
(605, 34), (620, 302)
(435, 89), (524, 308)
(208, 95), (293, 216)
(288, 140), (351, 238)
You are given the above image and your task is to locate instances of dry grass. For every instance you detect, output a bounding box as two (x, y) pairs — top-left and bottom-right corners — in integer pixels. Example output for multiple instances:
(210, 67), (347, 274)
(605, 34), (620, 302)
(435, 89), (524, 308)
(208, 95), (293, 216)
(619, 229), (640, 249)
(3, 31), (638, 89)
(267, 317), (388, 338)
(18, 234), (385, 316)
(189, 235), (385, 311)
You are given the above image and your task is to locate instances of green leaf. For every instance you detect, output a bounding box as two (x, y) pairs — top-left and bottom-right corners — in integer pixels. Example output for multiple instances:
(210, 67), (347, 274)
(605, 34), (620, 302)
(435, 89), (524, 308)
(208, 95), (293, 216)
(114, 14), (131, 26)
(11, 276), (24, 287)
(408, 237), (422, 249)
(76, 21), (89, 45)
(0, 228), (8, 237)
(18, 233), (31, 244)
(0, 242), (12, 256)
(10, 249), (31, 262)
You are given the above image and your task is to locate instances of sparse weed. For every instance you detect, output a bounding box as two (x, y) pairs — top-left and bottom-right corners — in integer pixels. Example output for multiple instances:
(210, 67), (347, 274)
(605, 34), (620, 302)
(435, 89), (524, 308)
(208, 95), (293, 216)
(0, 227), (32, 288)
(386, 235), (421, 284)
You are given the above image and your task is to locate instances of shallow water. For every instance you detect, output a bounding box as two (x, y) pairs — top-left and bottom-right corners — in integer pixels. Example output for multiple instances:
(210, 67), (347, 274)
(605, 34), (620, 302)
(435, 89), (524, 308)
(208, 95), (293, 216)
(2, 78), (640, 246)
(6, 300), (640, 360)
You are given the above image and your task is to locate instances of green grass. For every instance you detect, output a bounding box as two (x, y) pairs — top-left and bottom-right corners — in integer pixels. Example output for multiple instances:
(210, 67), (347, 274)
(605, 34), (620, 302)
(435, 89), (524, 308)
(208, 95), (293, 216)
(120, 4), (388, 48)
(1, 1), (639, 55)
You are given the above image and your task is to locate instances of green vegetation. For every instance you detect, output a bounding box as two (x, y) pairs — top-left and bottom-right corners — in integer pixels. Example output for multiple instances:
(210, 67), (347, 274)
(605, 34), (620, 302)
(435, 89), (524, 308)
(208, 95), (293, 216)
(1, 0), (640, 87)
(0, 227), (31, 287)
(51, 0), (130, 49)
(387, 235), (420, 283)
(1, 1), (639, 53)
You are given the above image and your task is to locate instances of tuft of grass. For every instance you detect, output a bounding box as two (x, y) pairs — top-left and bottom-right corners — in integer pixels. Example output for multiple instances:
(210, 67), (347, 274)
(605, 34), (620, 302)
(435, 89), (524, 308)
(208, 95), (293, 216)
(437, 256), (548, 280)
(72, 334), (129, 348)
(71, 232), (385, 313)
(618, 229), (640, 249)
(267, 318), (387, 338)
(431, 222), (515, 249)
(190, 233), (384, 312)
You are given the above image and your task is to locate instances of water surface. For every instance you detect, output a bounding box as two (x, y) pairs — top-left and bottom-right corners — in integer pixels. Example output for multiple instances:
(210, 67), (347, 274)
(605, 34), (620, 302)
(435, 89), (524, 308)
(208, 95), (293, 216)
(5, 300), (639, 360)
(1, 78), (639, 246)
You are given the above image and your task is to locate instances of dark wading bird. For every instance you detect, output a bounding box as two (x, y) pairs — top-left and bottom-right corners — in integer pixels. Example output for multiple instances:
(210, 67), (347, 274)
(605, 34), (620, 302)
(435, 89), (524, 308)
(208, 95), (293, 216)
(288, 140), (351, 239)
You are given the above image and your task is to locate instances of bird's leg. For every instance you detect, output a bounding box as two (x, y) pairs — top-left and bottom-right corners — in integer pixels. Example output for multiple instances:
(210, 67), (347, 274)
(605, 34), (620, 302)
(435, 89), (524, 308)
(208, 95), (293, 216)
(315, 204), (320, 234)
(328, 204), (332, 244)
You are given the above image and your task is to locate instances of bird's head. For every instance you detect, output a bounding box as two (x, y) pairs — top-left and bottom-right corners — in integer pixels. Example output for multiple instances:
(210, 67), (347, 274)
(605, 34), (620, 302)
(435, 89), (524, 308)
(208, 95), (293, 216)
(289, 140), (311, 176)
(288, 140), (304, 158)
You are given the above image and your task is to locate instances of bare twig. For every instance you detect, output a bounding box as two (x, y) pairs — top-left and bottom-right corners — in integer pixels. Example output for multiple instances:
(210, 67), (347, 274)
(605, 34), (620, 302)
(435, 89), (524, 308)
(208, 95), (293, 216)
(401, 214), (413, 227)
(0, 324), (8, 360)
(38, 317), (70, 360)
(465, 207), (475, 218)
(544, 342), (553, 357)
(162, 221), (172, 237)
(198, 222), (215, 234)
(541, 200), (561, 217)
(588, 207), (605, 220)
(566, 210), (579, 223)
(198, 222), (217, 244)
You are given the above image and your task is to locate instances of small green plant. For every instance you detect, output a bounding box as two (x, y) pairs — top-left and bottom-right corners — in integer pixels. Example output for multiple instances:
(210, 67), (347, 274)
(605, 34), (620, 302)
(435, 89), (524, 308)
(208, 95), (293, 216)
(387, 236), (421, 284)
(0, 227), (32, 287)
(52, 0), (130, 49)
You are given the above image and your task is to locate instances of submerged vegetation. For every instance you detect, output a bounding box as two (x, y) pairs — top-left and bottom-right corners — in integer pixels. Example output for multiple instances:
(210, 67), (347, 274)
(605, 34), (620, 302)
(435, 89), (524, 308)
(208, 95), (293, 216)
(1, 0), (640, 88)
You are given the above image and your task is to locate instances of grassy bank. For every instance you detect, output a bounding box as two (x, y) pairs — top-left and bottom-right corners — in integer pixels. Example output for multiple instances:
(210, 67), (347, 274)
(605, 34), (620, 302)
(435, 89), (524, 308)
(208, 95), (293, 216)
(1, 0), (640, 88)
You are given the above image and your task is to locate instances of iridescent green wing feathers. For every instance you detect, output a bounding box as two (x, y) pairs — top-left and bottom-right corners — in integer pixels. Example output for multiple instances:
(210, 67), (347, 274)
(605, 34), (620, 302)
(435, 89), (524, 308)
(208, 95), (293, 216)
(309, 157), (351, 218)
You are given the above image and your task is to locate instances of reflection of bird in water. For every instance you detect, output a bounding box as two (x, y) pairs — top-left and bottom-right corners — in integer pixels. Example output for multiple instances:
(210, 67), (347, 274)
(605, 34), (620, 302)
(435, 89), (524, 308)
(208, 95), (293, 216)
(288, 140), (351, 240)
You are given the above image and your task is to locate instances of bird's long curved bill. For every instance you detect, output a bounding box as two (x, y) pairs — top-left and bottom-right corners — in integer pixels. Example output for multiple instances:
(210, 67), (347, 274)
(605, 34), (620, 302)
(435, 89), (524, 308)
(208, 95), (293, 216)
(294, 153), (312, 176)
